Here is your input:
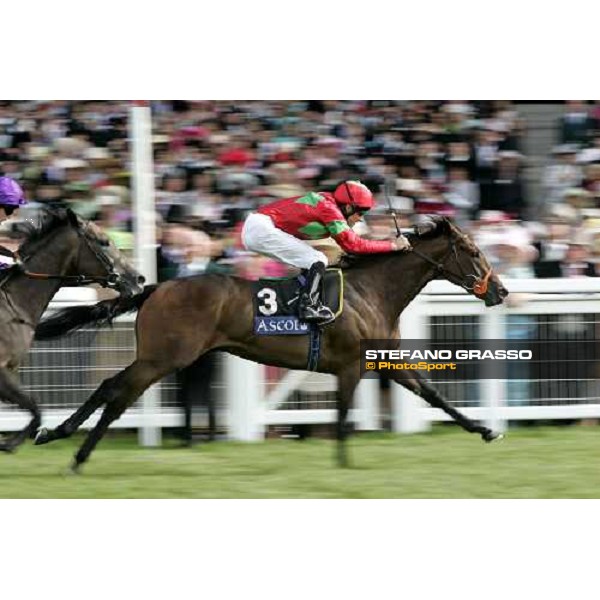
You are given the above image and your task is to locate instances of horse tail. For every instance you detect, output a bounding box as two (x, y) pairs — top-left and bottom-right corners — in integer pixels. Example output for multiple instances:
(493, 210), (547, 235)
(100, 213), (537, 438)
(34, 284), (159, 341)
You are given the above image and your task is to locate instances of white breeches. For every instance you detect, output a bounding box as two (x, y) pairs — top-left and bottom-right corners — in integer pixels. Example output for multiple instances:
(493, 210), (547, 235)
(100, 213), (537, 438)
(241, 213), (329, 270)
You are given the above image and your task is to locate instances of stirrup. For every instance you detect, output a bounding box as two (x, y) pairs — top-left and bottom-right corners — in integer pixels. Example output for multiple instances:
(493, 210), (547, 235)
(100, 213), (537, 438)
(299, 303), (335, 325)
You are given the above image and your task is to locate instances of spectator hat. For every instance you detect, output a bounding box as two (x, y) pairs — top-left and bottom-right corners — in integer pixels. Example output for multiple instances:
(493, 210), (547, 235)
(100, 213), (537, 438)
(153, 135), (170, 145)
(478, 210), (513, 224)
(55, 158), (88, 169)
(552, 144), (579, 155)
(546, 203), (578, 225)
(396, 178), (422, 193)
(84, 147), (111, 161)
(498, 150), (524, 161)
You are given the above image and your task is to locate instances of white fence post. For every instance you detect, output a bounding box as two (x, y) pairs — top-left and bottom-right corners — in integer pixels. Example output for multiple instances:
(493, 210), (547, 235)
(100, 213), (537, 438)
(12, 279), (600, 443)
(392, 296), (430, 433)
(130, 101), (160, 447)
(480, 308), (507, 434)
(139, 385), (162, 447)
(355, 377), (380, 430)
(225, 354), (265, 441)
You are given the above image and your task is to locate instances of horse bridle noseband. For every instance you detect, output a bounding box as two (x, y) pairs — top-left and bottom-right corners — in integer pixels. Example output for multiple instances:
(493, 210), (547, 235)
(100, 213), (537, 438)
(16, 222), (121, 289)
(409, 232), (492, 296)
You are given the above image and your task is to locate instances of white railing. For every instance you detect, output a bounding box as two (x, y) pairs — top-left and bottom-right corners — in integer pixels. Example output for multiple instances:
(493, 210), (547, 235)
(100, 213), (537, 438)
(393, 278), (600, 434)
(227, 277), (600, 439)
(2, 279), (600, 444)
(0, 289), (182, 445)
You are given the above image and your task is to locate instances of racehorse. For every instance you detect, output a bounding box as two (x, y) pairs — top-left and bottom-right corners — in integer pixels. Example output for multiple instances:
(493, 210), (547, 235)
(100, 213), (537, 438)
(0, 207), (144, 452)
(34, 215), (509, 471)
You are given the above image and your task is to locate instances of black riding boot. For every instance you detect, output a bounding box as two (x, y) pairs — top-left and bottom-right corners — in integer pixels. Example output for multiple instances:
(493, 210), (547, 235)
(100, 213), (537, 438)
(298, 262), (335, 325)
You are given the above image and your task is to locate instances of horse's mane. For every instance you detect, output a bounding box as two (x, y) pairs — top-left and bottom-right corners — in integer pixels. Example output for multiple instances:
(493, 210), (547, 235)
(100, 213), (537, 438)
(415, 215), (452, 238)
(340, 215), (451, 270)
(17, 208), (73, 256)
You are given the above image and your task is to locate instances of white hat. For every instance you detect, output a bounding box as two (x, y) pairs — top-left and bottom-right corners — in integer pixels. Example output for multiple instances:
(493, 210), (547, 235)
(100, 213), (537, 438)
(396, 178), (422, 193)
(84, 147), (111, 160)
(152, 134), (170, 144)
(498, 150), (524, 161)
(55, 158), (88, 169)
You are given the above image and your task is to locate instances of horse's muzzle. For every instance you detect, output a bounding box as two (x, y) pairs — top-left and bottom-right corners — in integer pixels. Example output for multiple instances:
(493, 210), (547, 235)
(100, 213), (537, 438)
(484, 281), (509, 307)
(113, 272), (145, 297)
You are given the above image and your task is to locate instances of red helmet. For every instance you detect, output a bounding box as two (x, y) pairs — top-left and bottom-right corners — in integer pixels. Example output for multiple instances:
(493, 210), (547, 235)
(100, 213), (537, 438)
(333, 180), (374, 211)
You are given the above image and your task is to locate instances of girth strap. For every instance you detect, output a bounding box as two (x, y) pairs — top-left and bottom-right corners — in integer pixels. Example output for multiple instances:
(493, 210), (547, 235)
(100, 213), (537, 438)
(306, 324), (322, 371)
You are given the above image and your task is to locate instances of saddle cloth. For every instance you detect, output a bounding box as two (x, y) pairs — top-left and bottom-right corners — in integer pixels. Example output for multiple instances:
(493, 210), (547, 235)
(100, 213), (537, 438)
(0, 265), (16, 289)
(252, 268), (343, 336)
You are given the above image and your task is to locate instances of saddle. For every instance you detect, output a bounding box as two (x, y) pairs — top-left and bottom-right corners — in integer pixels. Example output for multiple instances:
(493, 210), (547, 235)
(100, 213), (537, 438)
(252, 268), (344, 336)
(0, 246), (16, 289)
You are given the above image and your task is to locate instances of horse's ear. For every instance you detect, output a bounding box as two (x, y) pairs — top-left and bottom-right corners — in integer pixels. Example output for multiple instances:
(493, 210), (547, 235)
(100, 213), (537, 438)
(415, 217), (437, 236)
(65, 208), (80, 227)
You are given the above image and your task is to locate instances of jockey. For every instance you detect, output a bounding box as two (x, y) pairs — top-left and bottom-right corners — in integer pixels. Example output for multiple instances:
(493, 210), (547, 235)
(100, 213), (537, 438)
(0, 176), (28, 270)
(242, 180), (411, 324)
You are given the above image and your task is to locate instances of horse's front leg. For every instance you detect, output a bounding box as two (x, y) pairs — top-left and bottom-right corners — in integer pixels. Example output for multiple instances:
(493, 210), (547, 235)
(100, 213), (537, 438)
(335, 362), (361, 468)
(392, 370), (503, 442)
(0, 367), (41, 452)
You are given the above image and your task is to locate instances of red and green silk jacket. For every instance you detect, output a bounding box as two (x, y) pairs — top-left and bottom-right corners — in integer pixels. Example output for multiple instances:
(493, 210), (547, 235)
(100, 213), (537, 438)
(257, 191), (395, 254)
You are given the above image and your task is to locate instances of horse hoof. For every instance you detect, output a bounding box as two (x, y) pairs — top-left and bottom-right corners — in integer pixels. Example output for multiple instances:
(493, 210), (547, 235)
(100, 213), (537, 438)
(0, 443), (15, 454)
(482, 430), (504, 443)
(34, 428), (51, 445)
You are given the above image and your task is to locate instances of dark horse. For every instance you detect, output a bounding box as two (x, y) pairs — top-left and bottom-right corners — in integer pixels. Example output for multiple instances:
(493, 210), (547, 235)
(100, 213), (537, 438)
(34, 216), (508, 471)
(0, 207), (144, 452)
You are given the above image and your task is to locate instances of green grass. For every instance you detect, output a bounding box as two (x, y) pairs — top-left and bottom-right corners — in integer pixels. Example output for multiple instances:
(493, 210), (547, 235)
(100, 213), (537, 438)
(2, 426), (600, 498)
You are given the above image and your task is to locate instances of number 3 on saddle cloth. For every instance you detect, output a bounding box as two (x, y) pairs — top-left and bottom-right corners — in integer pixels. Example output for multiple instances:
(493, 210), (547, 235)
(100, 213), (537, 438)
(252, 269), (344, 370)
(252, 268), (344, 335)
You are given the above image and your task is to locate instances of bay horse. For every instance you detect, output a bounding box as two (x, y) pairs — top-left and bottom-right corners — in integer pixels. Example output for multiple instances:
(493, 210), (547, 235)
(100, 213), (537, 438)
(34, 215), (508, 471)
(0, 207), (144, 452)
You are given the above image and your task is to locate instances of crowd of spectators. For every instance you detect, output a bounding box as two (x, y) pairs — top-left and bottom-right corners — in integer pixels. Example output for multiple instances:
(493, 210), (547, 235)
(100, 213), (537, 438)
(2, 100), (600, 283)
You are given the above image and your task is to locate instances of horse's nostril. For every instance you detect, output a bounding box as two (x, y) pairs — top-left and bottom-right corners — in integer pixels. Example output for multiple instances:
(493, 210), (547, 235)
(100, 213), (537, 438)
(137, 275), (146, 285)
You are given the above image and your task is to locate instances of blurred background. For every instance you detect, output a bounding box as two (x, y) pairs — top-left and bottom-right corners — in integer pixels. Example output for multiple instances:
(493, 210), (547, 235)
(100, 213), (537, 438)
(2, 100), (600, 447)
(3, 100), (600, 280)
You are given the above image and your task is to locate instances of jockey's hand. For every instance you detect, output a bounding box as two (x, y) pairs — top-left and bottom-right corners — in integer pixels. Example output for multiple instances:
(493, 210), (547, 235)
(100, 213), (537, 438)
(392, 235), (412, 252)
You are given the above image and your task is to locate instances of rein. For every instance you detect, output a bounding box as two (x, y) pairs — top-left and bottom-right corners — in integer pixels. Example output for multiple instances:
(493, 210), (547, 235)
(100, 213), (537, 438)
(17, 268), (119, 287)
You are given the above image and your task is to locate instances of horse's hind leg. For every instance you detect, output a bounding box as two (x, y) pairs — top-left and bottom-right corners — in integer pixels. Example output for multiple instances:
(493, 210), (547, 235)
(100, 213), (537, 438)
(393, 370), (503, 442)
(35, 372), (124, 446)
(0, 368), (41, 452)
(71, 359), (168, 472)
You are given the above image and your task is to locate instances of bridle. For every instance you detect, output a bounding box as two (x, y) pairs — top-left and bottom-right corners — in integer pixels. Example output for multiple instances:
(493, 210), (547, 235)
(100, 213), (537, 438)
(409, 230), (492, 296)
(16, 220), (121, 289)
(379, 181), (491, 296)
